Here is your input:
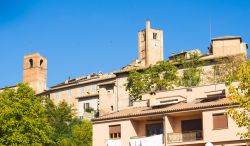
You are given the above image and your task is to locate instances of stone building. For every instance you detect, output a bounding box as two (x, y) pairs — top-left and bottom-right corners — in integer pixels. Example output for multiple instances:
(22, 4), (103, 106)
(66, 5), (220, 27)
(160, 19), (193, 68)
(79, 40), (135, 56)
(92, 22), (249, 146)
(40, 20), (167, 119)
(0, 20), (249, 146)
(44, 73), (116, 119)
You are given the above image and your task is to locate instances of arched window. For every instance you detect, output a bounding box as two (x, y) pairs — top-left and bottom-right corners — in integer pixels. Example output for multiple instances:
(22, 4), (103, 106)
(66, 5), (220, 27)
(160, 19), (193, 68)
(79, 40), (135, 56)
(40, 59), (43, 66)
(29, 59), (33, 68)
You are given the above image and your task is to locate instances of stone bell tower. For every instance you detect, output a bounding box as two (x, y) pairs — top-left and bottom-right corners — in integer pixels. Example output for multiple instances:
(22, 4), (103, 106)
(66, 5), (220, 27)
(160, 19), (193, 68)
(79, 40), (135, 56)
(138, 20), (164, 66)
(23, 53), (47, 93)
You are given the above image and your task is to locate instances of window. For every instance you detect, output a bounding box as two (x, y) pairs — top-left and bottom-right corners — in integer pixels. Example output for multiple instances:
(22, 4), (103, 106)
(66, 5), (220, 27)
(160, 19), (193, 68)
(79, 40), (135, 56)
(80, 87), (84, 94)
(181, 119), (203, 141)
(92, 85), (97, 92)
(83, 103), (90, 111)
(213, 113), (228, 129)
(68, 89), (72, 96)
(29, 59), (33, 68)
(109, 125), (121, 139)
(146, 123), (163, 136)
(106, 85), (113, 94)
(79, 116), (83, 119)
(181, 119), (202, 132)
(153, 32), (157, 39)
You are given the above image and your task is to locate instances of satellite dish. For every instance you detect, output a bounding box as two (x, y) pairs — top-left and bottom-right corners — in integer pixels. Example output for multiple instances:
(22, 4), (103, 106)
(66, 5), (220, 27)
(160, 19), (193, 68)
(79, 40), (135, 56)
(205, 142), (213, 146)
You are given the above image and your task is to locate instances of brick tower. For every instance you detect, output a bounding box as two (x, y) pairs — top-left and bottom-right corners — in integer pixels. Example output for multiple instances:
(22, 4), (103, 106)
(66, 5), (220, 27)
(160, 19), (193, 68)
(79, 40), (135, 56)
(23, 53), (47, 93)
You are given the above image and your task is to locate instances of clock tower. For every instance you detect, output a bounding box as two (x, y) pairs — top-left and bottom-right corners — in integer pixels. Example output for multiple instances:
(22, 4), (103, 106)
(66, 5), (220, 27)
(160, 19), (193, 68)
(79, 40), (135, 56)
(138, 20), (164, 66)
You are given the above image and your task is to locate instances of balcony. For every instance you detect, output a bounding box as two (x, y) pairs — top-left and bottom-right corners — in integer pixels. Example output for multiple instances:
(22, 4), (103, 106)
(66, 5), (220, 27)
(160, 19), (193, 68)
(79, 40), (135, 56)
(167, 130), (203, 144)
(130, 134), (163, 146)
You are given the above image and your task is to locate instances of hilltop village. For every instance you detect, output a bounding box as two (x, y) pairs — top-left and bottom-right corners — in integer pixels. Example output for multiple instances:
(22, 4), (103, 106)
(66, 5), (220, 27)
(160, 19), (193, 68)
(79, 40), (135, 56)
(0, 21), (249, 146)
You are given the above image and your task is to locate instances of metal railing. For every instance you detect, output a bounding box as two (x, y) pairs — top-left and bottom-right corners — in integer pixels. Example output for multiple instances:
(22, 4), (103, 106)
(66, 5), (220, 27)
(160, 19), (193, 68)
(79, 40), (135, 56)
(167, 130), (203, 144)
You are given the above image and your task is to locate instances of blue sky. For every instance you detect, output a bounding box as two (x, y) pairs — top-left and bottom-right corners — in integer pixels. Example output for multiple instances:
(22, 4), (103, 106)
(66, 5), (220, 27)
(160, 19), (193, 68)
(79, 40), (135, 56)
(0, 0), (249, 88)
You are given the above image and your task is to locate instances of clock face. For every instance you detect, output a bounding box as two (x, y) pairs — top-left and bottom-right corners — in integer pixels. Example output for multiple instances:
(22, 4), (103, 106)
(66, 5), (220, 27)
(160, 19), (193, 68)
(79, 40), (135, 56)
(153, 42), (159, 48)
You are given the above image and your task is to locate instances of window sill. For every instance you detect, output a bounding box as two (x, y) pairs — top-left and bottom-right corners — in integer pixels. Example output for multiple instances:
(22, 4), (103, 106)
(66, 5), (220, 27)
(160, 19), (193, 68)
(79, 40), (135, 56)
(212, 128), (228, 130)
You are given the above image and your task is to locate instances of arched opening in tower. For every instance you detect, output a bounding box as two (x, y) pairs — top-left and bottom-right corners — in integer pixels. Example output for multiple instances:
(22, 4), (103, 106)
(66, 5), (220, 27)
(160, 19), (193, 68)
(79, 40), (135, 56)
(40, 59), (43, 66)
(29, 59), (33, 68)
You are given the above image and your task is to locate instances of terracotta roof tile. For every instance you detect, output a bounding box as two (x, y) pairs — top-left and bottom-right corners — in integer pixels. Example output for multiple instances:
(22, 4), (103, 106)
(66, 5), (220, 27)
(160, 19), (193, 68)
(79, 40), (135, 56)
(94, 98), (231, 121)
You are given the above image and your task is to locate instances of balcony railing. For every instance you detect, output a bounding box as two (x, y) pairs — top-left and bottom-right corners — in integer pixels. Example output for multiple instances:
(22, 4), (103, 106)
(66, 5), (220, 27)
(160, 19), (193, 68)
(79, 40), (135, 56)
(167, 130), (203, 144)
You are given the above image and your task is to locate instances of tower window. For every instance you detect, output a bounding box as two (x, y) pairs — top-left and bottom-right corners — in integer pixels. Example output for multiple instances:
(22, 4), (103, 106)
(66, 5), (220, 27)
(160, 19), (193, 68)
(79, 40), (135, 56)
(29, 59), (33, 68)
(40, 59), (43, 66)
(153, 32), (157, 39)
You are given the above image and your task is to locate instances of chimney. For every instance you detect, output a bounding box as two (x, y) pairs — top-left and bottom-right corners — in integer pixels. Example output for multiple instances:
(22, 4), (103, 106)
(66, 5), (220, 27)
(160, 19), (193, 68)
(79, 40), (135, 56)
(146, 20), (150, 30)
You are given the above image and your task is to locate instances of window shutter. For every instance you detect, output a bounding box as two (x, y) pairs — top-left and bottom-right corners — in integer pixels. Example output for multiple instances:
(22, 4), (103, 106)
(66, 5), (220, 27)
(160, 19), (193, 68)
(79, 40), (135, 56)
(109, 125), (121, 134)
(213, 114), (228, 129)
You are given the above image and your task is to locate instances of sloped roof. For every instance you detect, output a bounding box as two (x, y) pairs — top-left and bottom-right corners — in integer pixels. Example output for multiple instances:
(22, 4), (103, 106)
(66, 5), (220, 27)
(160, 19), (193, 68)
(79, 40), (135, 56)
(94, 97), (232, 122)
(49, 73), (116, 90)
(0, 85), (17, 91)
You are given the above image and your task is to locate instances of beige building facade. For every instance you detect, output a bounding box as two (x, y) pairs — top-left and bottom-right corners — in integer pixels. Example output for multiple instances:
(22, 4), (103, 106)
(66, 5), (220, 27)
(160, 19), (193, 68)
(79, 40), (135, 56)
(92, 22), (249, 146)
(46, 73), (116, 119)
(0, 20), (248, 146)
(93, 82), (248, 146)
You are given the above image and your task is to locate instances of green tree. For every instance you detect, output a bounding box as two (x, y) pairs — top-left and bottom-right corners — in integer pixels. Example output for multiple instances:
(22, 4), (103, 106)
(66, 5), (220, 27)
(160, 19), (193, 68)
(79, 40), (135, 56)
(71, 120), (92, 146)
(44, 100), (75, 145)
(213, 55), (245, 85)
(45, 99), (93, 146)
(176, 51), (204, 87)
(59, 120), (92, 146)
(126, 69), (150, 101)
(0, 83), (53, 146)
(226, 60), (250, 139)
(126, 52), (204, 101)
(146, 61), (179, 91)
(126, 61), (179, 101)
